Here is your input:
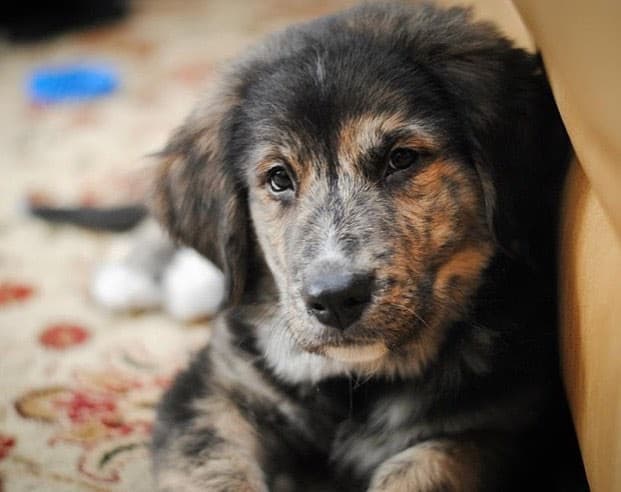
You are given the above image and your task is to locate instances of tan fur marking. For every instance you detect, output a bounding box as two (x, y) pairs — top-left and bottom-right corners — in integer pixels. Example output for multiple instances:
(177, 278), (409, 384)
(355, 156), (492, 377)
(337, 113), (437, 174)
(253, 145), (303, 181)
(157, 392), (268, 492)
(158, 461), (267, 492)
(248, 186), (294, 292)
(434, 247), (492, 299)
(250, 136), (327, 199)
(411, 159), (456, 188)
(369, 440), (481, 492)
(194, 397), (258, 449)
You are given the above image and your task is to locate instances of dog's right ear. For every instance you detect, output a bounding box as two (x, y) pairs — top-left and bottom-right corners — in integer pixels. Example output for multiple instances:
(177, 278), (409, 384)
(150, 86), (249, 306)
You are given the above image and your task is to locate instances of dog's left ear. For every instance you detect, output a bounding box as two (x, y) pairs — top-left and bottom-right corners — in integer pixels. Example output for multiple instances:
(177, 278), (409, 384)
(149, 85), (250, 306)
(424, 10), (570, 264)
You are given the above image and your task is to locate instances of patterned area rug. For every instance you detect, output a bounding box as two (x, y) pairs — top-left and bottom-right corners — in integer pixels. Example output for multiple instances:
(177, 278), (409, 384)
(0, 1), (355, 490)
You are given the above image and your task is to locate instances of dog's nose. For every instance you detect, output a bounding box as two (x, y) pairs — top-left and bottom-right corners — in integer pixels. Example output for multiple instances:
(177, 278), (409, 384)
(303, 268), (373, 331)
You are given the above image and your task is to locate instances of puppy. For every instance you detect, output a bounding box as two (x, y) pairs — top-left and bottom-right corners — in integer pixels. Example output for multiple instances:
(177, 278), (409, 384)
(150, 3), (578, 491)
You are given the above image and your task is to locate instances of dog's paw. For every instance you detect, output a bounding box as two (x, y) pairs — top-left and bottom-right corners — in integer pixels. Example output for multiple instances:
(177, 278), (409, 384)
(368, 442), (479, 492)
(157, 469), (268, 492)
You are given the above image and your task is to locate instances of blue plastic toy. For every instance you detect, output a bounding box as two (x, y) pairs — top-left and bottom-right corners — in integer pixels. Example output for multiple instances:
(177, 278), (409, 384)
(27, 62), (119, 103)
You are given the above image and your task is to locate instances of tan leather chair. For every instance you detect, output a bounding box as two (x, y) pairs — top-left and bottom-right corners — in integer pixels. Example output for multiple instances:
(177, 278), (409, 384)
(438, 1), (621, 489)
(513, 2), (621, 491)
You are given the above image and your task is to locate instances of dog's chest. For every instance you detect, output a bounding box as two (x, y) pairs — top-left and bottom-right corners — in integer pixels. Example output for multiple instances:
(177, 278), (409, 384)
(280, 377), (429, 481)
(291, 377), (420, 442)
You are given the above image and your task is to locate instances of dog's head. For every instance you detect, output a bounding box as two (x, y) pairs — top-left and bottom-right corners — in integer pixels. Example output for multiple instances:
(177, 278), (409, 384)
(152, 4), (567, 377)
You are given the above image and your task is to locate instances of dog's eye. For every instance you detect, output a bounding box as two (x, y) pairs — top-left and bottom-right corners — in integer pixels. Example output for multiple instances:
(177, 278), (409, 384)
(268, 166), (294, 193)
(387, 148), (420, 175)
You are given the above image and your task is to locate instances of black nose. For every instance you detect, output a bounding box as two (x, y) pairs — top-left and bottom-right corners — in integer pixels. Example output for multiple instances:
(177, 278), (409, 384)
(303, 268), (373, 331)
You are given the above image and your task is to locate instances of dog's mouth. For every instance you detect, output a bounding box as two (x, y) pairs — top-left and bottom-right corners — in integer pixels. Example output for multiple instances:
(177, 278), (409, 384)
(322, 341), (388, 363)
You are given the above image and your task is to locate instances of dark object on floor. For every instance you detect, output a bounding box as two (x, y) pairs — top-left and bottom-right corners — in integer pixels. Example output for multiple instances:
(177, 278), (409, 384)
(29, 204), (147, 232)
(1, 0), (130, 42)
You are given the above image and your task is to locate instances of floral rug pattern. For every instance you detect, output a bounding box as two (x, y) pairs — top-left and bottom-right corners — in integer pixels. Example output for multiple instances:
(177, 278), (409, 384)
(0, 288), (206, 491)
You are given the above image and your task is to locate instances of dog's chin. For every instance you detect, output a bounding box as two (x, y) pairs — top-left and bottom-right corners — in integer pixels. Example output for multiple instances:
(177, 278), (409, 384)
(293, 316), (389, 364)
(322, 342), (388, 364)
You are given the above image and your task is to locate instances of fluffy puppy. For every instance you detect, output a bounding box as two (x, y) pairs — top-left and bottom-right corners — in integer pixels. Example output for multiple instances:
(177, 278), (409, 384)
(150, 3), (580, 491)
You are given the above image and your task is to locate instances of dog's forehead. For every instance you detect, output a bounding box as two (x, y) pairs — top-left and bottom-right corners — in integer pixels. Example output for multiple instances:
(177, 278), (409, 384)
(240, 57), (449, 173)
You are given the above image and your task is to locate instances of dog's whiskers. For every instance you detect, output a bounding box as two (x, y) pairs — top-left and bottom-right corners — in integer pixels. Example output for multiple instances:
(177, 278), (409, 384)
(383, 302), (431, 330)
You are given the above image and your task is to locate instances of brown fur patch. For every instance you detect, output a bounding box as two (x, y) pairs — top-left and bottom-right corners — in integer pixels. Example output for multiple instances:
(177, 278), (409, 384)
(158, 406), (267, 492)
(351, 158), (492, 375)
(369, 439), (482, 492)
(337, 113), (438, 174)
(434, 247), (493, 306)
(381, 159), (488, 302)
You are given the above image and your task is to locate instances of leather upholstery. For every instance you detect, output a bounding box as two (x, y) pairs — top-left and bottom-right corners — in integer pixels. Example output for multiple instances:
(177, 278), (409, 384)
(441, 1), (621, 489)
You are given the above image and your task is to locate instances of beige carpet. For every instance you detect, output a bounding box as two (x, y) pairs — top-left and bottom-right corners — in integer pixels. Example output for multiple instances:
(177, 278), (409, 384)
(0, 2), (356, 490)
